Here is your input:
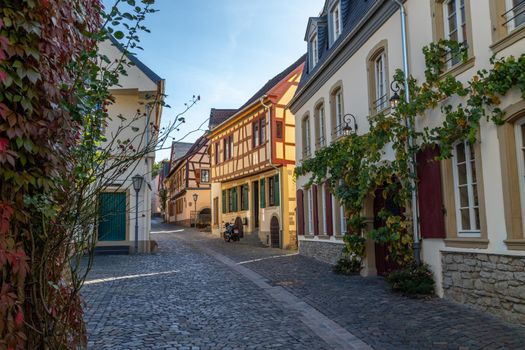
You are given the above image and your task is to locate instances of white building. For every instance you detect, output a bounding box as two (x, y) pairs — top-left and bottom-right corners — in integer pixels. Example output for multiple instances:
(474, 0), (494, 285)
(95, 38), (164, 254)
(290, 0), (525, 324)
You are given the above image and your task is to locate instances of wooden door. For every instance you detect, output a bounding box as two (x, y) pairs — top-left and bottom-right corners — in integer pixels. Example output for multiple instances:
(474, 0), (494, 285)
(373, 188), (400, 276)
(270, 216), (280, 248)
(98, 192), (127, 241)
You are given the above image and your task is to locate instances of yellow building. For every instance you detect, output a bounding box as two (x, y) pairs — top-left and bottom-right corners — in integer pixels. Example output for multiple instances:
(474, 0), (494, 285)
(209, 56), (305, 249)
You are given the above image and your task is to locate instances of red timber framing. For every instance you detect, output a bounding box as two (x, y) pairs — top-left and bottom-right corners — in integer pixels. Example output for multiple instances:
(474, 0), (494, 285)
(209, 61), (304, 183)
(165, 135), (211, 200)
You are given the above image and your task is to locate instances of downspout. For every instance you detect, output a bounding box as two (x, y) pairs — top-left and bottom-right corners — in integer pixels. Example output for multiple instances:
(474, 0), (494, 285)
(259, 96), (284, 241)
(392, 0), (421, 264)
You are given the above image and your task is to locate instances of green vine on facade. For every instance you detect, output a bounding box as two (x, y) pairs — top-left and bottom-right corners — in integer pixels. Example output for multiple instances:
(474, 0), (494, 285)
(296, 39), (525, 270)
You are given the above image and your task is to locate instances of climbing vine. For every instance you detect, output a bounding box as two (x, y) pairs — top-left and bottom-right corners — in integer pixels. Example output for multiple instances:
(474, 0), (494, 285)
(296, 39), (525, 269)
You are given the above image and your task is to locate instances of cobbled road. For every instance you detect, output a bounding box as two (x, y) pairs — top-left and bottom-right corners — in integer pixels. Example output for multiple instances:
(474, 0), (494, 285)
(83, 219), (525, 349)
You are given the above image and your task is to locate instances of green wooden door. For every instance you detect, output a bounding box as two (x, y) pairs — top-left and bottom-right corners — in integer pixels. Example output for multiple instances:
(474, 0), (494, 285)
(98, 192), (127, 241)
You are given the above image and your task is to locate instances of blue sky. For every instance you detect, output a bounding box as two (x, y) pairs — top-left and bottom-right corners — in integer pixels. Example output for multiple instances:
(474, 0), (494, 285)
(113, 0), (323, 161)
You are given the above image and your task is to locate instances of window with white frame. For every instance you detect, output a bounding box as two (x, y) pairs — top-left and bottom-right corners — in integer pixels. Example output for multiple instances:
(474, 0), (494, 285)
(452, 140), (480, 237)
(201, 169), (210, 183)
(515, 118), (525, 230)
(444, 0), (467, 66)
(303, 116), (311, 157)
(506, 0), (525, 31)
(374, 52), (388, 111)
(310, 33), (319, 70)
(306, 188), (313, 234)
(340, 204), (347, 235)
(334, 89), (343, 137)
(316, 104), (326, 148)
(330, 1), (342, 43)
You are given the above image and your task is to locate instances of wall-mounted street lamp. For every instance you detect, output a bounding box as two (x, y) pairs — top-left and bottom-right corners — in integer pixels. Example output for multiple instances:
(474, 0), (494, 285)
(132, 174), (144, 254)
(389, 81), (401, 110)
(192, 193), (199, 228)
(342, 114), (358, 136)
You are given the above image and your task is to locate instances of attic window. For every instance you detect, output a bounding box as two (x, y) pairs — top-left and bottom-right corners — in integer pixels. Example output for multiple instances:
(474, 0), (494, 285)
(310, 33), (319, 70)
(330, 1), (342, 44)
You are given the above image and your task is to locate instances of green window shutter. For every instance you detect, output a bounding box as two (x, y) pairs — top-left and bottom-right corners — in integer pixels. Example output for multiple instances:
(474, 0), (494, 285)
(222, 190), (226, 213)
(260, 179), (266, 208)
(274, 175), (280, 206)
(242, 185), (249, 211)
(232, 187), (238, 212)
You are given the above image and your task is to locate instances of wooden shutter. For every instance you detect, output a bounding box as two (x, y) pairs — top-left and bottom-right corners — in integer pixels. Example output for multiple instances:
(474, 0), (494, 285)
(222, 190), (226, 214)
(232, 187), (238, 212)
(260, 179), (266, 208)
(312, 185), (319, 235)
(195, 169), (201, 185)
(274, 175), (280, 206)
(297, 189), (305, 236)
(325, 183), (333, 236)
(417, 146), (446, 238)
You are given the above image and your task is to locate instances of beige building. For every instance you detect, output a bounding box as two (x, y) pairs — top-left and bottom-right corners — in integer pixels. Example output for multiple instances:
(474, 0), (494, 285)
(291, 0), (525, 323)
(209, 57), (305, 249)
(96, 37), (164, 254)
(165, 135), (211, 227)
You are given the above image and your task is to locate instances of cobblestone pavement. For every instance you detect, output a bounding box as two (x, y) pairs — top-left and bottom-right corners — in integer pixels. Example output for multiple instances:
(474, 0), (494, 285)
(84, 220), (525, 349)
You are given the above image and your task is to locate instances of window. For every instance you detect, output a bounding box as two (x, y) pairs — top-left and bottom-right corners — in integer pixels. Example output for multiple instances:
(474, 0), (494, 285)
(223, 135), (233, 160)
(330, 1), (342, 44)
(276, 121), (283, 139)
(506, 0), (525, 31)
(253, 121), (259, 148)
(176, 198), (183, 214)
(302, 116), (311, 157)
(310, 33), (319, 70)
(201, 169), (210, 183)
(331, 87), (344, 137)
(374, 53), (388, 111)
(340, 204), (347, 235)
(214, 142), (219, 164)
(444, 0), (468, 66)
(240, 184), (249, 211)
(268, 175), (280, 207)
(452, 141), (480, 237)
(315, 103), (326, 148)
(227, 187), (238, 212)
(260, 117), (266, 143)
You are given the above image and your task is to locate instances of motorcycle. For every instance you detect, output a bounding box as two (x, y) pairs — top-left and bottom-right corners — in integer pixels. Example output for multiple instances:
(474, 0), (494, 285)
(223, 222), (240, 242)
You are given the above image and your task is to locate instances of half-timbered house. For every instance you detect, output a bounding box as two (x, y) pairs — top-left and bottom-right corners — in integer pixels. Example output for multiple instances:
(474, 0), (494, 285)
(209, 56), (305, 249)
(165, 135), (211, 227)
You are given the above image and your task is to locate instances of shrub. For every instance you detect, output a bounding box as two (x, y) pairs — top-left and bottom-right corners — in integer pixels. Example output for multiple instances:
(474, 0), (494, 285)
(386, 262), (435, 296)
(333, 257), (362, 275)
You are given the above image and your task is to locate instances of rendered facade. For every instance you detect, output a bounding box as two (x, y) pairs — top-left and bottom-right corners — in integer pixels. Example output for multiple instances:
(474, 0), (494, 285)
(291, 0), (525, 323)
(96, 37), (164, 253)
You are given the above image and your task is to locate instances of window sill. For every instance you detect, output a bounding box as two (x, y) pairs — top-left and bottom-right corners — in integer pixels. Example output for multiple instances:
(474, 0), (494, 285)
(369, 106), (391, 118)
(504, 239), (525, 251)
(444, 238), (488, 249)
(490, 26), (525, 54)
(304, 234), (315, 239)
(317, 235), (331, 240)
(439, 56), (475, 78)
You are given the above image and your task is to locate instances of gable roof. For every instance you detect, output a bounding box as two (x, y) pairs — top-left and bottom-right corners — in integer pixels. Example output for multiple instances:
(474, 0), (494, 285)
(170, 141), (193, 164)
(209, 109), (237, 129)
(108, 36), (163, 85)
(298, 0), (379, 91)
(168, 134), (209, 177)
(237, 54), (307, 112)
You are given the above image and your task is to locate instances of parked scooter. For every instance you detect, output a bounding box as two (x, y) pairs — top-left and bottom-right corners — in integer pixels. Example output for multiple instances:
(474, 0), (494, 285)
(223, 222), (240, 242)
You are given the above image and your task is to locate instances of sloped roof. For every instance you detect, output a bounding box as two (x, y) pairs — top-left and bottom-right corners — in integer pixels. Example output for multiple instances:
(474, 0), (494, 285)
(237, 54), (307, 112)
(168, 134), (209, 176)
(209, 109), (237, 129)
(170, 141), (193, 164)
(298, 0), (379, 90)
(108, 36), (163, 84)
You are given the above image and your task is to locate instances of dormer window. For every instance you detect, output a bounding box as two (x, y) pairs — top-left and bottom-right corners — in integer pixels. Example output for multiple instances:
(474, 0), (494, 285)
(309, 33), (319, 70)
(330, 1), (342, 45)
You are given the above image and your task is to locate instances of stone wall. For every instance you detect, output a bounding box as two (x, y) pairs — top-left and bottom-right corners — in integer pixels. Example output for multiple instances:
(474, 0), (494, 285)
(299, 239), (344, 265)
(442, 251), (525, 324)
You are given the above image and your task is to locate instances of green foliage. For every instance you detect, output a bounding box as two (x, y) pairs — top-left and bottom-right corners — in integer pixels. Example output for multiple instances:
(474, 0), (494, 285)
(386, 262), (435, 296)
(296, 39), (525, 271)
(334, 233), (367, 275)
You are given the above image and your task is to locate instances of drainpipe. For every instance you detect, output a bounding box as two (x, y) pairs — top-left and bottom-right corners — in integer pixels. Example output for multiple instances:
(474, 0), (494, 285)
(392, 0), (421, 265)
(259, 96), (284, 243)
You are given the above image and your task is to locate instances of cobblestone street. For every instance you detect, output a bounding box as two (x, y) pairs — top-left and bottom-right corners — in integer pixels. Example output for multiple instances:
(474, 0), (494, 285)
(83, 220), (525, 349)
